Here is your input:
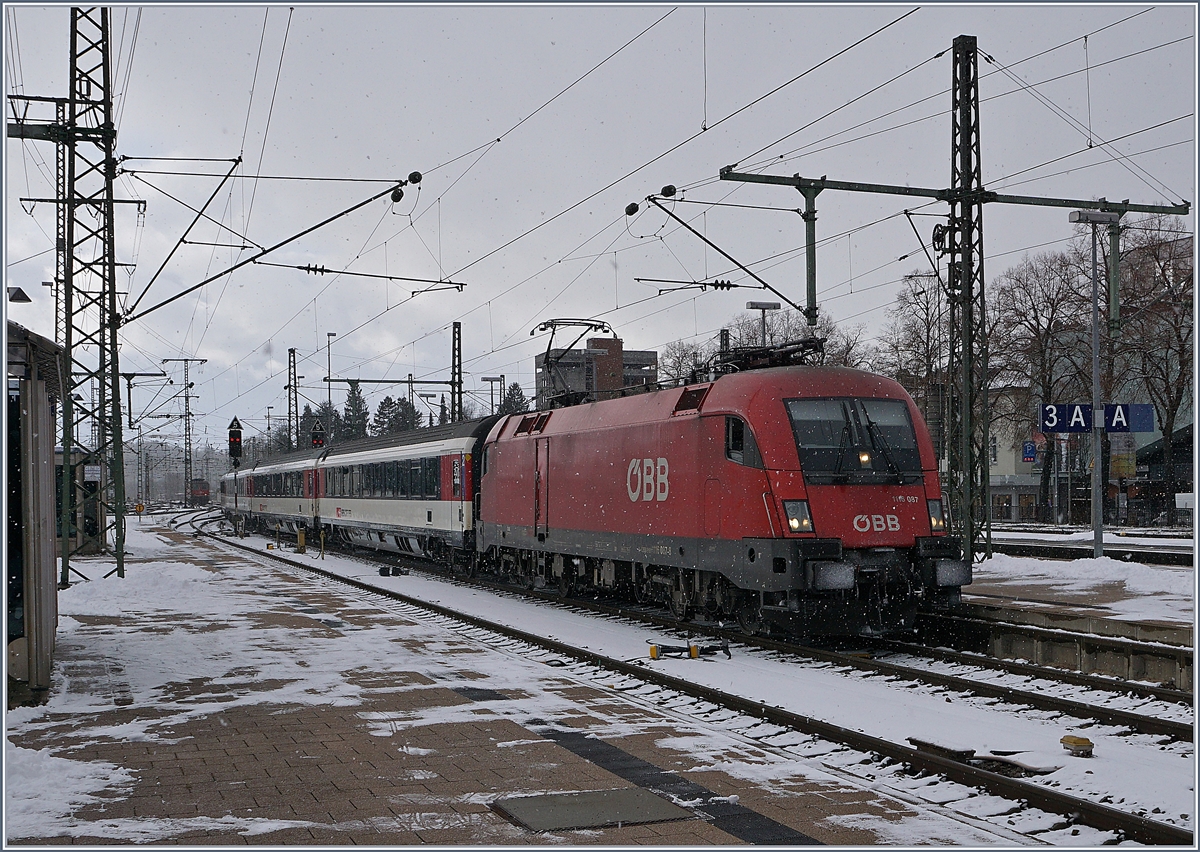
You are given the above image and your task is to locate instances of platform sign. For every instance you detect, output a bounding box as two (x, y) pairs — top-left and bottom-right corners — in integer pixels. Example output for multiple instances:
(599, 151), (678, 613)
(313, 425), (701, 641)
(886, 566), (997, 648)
(1104, 403), (1154, 432)
(1040, 403), (1155, 433)
(1039, 403), (1091, 433)
(1021, 441), (1037, 463)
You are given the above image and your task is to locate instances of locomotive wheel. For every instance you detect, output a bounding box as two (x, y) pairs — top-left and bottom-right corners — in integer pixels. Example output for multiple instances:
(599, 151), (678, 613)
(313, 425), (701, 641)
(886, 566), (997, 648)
(667, 591), (691, 621)
(737, 594), (765, 636)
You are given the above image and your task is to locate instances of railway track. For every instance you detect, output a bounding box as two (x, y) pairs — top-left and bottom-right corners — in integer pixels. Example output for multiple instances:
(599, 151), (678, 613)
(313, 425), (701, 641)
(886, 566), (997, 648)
(191, 517), (1193, 845)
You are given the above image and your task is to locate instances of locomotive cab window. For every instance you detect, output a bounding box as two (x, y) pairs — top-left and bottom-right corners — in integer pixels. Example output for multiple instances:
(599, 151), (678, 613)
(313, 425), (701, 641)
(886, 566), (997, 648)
(786, 397), (922, 484)
(725, 417), (764, 468)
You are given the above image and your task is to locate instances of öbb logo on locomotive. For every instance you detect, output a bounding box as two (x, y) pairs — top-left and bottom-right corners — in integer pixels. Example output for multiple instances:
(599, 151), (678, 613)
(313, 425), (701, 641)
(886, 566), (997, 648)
(626, 457), (669, 502)
(853, 513), (901, 532)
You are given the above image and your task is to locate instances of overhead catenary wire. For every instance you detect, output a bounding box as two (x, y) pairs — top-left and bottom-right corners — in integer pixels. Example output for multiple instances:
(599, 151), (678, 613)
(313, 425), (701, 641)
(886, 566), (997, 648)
(440, 7), (921, 283)
(190, 11), (679, 400)
(980, 48), (1189, 202)
(108, 9), (1188, 432)
(721, 32), (1193, 185)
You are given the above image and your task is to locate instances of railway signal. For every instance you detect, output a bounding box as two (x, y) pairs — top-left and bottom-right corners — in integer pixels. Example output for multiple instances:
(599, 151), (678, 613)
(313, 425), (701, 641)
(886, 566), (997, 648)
(228, 417), (243, 465)
(311, 420), (326, 448)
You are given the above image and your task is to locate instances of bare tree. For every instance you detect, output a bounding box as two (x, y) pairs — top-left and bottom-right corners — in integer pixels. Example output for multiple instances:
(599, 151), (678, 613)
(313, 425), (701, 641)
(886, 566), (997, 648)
(658, 339), (707, 384)
(990, 251), (1090, 518)
(1119, 216), (1193, 523)
(876, 271), (950, 456)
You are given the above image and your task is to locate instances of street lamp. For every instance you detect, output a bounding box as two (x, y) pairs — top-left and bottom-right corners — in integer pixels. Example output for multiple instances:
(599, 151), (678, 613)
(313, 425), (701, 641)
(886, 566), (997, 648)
(326, 332), (337, 434)
(747, 301), (781, 346)
(1069, 209), (1121, 557)
(482, 376), (504, 414)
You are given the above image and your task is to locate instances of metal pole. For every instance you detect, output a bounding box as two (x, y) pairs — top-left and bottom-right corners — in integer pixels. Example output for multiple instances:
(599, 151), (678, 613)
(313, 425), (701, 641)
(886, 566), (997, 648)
(326, 331), (336, 436)
(1071, 208), (1118, 554)
(1090, 224), (1103, 557)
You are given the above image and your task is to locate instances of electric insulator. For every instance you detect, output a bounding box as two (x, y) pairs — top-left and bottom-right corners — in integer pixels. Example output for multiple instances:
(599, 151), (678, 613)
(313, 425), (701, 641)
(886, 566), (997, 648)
(391, 187), (404, 203)
(660, 185), (676, 198)
(625, 202), (639, 216)
(408, 171), (422, 185)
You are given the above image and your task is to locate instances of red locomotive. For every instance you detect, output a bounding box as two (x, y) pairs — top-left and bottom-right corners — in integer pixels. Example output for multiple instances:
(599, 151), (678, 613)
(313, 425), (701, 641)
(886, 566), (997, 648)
(189, 478), (211, 506)
(220, 358), (968, 638)
(477, 364), (967, 637)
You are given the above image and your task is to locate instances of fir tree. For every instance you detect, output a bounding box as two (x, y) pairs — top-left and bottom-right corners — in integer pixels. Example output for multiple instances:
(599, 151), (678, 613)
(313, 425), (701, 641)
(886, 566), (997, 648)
(498, 382), (530, 415)
(342, 380), (370, 441)
(371, 396), (400, 436)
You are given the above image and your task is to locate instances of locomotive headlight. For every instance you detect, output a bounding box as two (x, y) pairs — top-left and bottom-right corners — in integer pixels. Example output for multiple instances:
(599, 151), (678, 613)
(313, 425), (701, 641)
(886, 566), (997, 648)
(858, 451), (871, 466)
(928, 499), (946, 533)
(783, 500), (813, 533)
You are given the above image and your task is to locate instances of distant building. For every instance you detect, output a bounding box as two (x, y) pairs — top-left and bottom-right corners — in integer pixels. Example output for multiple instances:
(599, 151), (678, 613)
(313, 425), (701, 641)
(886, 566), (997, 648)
(533, 337), (658, 409)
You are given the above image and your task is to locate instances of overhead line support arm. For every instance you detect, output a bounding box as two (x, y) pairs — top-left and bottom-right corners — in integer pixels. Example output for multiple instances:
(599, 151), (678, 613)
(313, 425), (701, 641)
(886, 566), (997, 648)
(122, 182), (406, 325)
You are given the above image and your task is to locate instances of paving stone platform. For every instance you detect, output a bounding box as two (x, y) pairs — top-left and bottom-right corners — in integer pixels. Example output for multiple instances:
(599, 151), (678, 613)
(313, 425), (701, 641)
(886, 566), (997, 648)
(5, 523), (1006, 845)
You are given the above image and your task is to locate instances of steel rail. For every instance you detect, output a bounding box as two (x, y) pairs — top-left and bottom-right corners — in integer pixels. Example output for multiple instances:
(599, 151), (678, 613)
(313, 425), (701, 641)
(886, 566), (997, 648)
(200, 517), (1191, 740)
(205, 530), (1192, 846)
(432, 565), (1194, 741)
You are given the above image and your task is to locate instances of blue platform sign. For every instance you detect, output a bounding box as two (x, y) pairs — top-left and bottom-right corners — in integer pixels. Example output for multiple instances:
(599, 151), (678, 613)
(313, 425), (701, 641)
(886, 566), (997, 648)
(1021, 441), (1037, 463)
(1040, 403), (1154, 433)
(1040, 403), (1091, 433)
(1104, 403), (1154, 432)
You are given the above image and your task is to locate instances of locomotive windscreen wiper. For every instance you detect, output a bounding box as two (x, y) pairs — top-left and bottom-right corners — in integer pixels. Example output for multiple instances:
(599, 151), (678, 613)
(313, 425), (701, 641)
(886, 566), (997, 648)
(862, 409), (911, 484)
(831, 403), (855, 483)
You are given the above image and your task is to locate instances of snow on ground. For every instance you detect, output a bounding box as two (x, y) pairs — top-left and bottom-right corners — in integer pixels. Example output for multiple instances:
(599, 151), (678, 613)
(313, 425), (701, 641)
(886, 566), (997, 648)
(277, 532), (1195, 833)
(5, 518), (1195, 844)
(970, 551), (1195, 624)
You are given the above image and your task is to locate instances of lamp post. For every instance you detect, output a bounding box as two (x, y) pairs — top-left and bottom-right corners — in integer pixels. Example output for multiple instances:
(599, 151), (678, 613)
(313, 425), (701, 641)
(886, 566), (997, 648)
(1069, 209), (1121, 557)
(482, 376), (504, 414)
(746, 301), (781, 346)
(326, 331), (337, 435)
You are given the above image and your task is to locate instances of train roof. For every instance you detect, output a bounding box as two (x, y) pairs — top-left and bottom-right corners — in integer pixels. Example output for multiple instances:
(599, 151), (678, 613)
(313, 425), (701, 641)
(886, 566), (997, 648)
(224, 416), (501, 476)
(489, 365), (917, 440)
(321, 416), (500, 459)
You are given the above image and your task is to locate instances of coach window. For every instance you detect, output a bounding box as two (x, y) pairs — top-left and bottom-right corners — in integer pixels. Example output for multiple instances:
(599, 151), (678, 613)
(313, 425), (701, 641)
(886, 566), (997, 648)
(726, 417), (764, 468)
(424, 458), (438, 498)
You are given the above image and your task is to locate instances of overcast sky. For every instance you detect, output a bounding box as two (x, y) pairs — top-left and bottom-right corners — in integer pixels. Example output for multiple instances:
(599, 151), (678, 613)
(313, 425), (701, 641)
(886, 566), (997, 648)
(5, 3), (1195, 448)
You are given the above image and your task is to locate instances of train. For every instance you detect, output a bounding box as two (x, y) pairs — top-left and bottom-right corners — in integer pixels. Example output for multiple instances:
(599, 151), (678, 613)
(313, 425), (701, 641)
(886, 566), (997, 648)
(217, 362), (970, 638)
(189, 478), (211, 506)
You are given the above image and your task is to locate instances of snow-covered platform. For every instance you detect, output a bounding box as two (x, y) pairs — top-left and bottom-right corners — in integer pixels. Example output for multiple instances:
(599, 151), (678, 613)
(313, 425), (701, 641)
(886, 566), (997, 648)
(7, 520), (1038, 846)
(965, 546), (1194, 638)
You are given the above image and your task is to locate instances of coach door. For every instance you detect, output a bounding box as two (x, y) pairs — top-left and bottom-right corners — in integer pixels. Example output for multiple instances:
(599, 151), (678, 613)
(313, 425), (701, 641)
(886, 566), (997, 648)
(534, 437), (550, 540)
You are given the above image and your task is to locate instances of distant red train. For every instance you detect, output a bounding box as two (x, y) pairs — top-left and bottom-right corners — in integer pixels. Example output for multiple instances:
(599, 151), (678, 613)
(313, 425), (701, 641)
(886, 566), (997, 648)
(189, 478), (211, 505)
(220, 362), (969, 638)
